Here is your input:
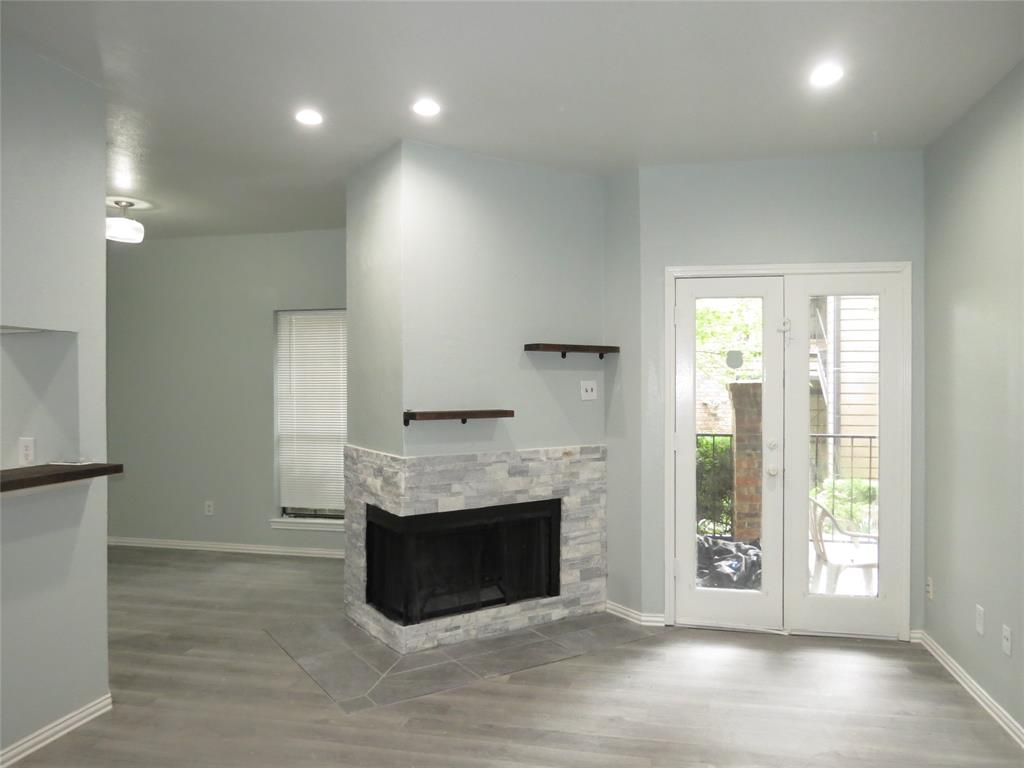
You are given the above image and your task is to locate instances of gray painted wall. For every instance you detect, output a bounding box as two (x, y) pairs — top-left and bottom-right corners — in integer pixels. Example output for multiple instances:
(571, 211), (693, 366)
(106, 229), (346, 551)
(0, 36), (109, 748)
(925, 61), (1023, 724)
(399, 142), (607, 456)
(602, 170), (643, 610)
(634, 151), (927, 616)
(345, 146), (405, 456)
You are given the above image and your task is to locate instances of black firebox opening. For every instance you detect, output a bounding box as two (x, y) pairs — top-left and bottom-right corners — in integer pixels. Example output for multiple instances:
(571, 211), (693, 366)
(365, 499), (561, 626)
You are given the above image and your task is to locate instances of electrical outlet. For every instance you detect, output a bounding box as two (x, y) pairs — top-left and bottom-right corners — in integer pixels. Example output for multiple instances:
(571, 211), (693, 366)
(18, 437), (35, 466)
(204, 501), (214, 517)
(975, 604), (985, 636)
(1002, 625), (1012, 656)
(926, 577), (934, 600)
(580, 380), (597, 401)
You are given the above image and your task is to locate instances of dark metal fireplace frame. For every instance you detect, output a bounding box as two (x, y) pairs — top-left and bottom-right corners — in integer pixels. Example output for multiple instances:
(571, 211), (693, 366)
(365, 499), (561, 626)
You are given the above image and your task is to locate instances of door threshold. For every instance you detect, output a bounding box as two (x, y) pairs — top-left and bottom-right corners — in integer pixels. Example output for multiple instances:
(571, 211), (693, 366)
(672, 621), (902, 642)
(672, 621), (788, 636)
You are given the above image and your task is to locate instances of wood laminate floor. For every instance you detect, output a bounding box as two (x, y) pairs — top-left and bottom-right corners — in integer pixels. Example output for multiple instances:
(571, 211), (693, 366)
(19, 547), (1023, 767)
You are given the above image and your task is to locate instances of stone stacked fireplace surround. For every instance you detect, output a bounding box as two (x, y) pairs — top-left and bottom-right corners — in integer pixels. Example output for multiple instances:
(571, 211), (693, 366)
(344, 444), (607, 653)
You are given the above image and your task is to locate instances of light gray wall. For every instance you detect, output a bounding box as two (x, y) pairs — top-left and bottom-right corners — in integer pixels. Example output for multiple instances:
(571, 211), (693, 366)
(602, 170), (643, 610)
(924, 61), (1023, 724)
(399, 142), (607, 456)
(0, 36), (109, 748)
(345, 145), (405, 456)
(632, 151), (927, 616)
(106, 229), (346, 551)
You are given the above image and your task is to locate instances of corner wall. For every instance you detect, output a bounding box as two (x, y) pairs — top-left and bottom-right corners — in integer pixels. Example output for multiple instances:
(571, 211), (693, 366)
(0, 36), (110, 750)
(106, 229), (346, 551)
(602, 170), (643, 610)
(924, 60), (1023, 725)
(346, 146), (405, 456)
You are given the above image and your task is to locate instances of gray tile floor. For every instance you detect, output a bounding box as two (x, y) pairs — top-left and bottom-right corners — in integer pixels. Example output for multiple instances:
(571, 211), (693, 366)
(266, 612), (662, 711)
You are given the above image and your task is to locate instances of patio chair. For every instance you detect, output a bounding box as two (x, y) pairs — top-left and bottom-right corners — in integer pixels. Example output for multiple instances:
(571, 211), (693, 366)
(809, 496), (878, 595)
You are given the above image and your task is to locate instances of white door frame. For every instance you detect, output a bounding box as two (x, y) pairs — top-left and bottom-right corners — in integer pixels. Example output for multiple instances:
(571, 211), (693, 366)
(663, 262), (913, 640)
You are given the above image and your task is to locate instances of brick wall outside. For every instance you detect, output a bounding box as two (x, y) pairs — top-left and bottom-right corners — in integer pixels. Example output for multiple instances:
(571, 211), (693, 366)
(696, 370), (732, 434)
(729, 382), (763, 542)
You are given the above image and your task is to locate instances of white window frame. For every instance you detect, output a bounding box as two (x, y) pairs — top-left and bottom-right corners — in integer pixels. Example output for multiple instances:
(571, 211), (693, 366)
(273, 308), (348, 518)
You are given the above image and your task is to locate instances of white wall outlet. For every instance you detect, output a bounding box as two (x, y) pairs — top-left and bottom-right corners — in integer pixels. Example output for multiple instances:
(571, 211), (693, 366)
(1002, 625), (1012, 656)
(975, 604), (985, 635)
(580, 380), (597, 401)
(18, 437), (35, 466)
(926, 577), (934, 600)
(204, 501), (214, 517)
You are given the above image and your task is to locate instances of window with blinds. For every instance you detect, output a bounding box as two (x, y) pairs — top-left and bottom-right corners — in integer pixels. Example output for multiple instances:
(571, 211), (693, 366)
(274, 309), (347, 516)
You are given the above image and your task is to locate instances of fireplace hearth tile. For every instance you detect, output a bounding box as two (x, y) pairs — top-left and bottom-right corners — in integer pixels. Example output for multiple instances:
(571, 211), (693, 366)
(441, 628), (545, 660)
(337, 696), (375, 714)
(387, 648), (451, 674)
(297, 648), (382, 703)
(350, 640), (402, 675)
(266, 616), (383, 660)
(367, 661), (478, 707)
(546, 621), (656, 655)
(456, 638), (580, 678)
(533, 612), (629, 639)
(268, 608), (668, 713)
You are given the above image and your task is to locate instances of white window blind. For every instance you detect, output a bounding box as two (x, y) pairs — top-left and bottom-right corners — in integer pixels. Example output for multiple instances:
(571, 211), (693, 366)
(275, 309), (347, 511)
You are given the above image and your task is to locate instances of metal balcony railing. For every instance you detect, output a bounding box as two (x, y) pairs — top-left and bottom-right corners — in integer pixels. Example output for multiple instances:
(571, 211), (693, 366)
(809, 432), (879, 541)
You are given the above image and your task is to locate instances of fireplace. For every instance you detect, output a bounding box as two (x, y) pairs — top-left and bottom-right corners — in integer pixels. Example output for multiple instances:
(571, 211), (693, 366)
(366, 499), (561, 626)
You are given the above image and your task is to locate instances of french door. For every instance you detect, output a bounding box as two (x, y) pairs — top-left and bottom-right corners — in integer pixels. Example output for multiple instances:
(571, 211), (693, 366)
(672, 268), (910, 639)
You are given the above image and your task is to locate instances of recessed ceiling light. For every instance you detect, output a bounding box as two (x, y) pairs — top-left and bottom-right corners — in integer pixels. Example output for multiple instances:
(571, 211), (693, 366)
(295, 108), (323, 126)
(809, 61), (845, 89)
(412, 97), (441, 118)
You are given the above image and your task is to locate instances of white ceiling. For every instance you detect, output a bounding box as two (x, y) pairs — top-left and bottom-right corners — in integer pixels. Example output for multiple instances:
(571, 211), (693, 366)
(4, 1), (1023, 239)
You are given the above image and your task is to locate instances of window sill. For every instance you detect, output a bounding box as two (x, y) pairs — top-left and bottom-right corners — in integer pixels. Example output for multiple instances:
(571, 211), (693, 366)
(269, 517), (346, 533)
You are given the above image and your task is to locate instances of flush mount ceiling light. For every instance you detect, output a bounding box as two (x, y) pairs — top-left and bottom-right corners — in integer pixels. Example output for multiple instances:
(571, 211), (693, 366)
(411, 97), (442, 118)
(809, 60), (845, 89)
(105, 200), (145, 244)
(294, 108), (323, 126)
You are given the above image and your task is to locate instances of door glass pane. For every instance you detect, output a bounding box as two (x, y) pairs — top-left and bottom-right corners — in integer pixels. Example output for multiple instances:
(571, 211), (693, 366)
(808, 295), (880, 597)
(695, 298), (764, 591)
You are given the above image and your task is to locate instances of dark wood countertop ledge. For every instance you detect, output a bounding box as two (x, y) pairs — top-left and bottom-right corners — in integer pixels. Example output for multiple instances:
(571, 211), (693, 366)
(2, 463), (124, 493)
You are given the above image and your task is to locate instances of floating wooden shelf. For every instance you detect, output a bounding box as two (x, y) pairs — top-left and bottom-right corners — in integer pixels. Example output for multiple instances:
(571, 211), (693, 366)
(2, 463), (124, 493)
(403, 410), (515, 427)
(524, 343), (620, 359)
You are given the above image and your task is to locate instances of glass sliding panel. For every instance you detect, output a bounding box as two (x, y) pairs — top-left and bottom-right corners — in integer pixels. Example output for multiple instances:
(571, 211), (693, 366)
(807, 295), (880, 597)
(694, 297), (764, 591)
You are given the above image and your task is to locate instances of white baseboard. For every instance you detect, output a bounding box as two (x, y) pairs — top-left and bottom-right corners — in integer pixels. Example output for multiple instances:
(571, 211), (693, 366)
(0, 693), (112, 767)
(108, 536), (344, 559)
(268, 517), (345, 533)
(911, 629), (1024, 750)
(606, 600), (667, 627)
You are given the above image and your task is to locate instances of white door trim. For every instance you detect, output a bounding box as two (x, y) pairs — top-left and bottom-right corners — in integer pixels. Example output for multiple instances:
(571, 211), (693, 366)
(663, 261), (912, 638)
